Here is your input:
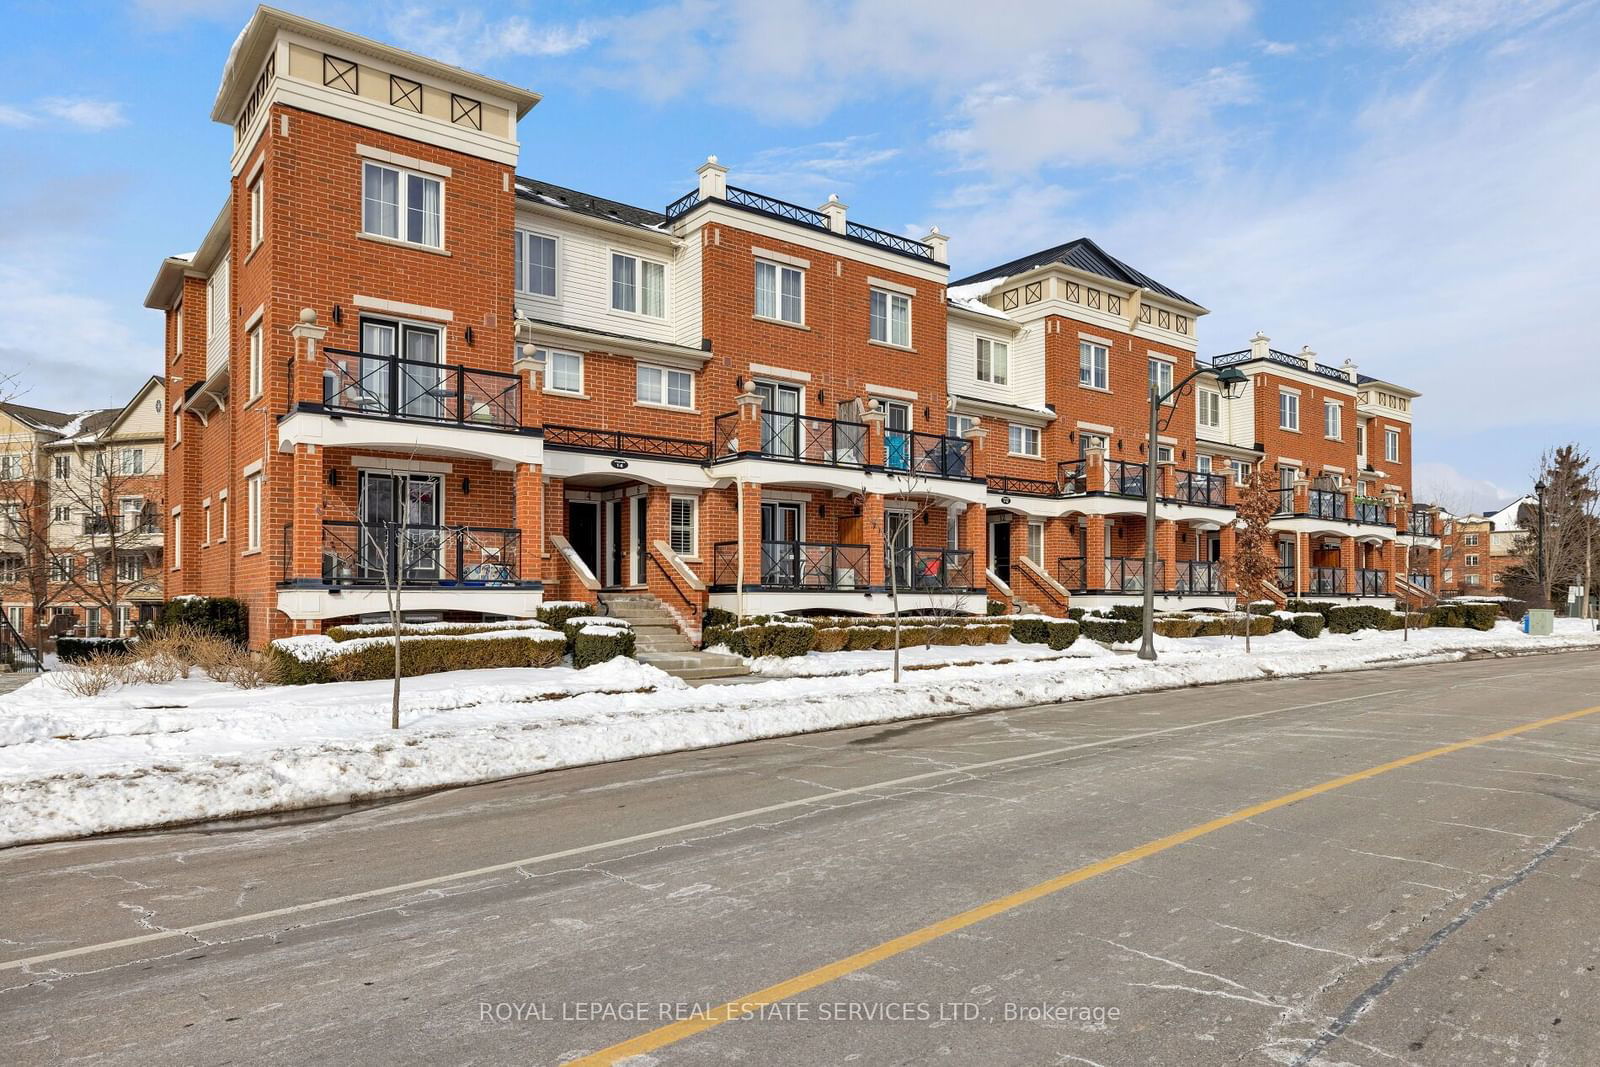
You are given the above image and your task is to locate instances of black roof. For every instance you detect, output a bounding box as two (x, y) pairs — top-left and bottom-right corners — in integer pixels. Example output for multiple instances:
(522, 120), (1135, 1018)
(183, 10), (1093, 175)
(950, 237), (1197, 307)
(515, 176), (666, 230)
(0, 401), (73, 430)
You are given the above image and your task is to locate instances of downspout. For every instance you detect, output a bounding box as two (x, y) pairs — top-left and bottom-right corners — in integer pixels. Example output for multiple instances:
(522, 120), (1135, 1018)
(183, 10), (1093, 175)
(736, 476), (747, 621)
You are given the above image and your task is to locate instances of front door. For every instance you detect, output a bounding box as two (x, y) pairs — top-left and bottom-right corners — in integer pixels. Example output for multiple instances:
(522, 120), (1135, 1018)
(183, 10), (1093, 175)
(760, 501), (802, 584)
(990, 517), (1012, 586)
(359, 471), (442, 581)
(886, 508), (913, 589)
(567, 501), (599, 580)
(755, 380), (801, 459)
(630, 495), (649, 586)
(605, 499), (623, 588)
(882, 401), (911, 470)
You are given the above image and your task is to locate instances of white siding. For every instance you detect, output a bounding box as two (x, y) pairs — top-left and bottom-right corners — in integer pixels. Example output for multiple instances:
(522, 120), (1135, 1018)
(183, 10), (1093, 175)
(512, 208), (680, 345)
(946, 315), (1041, 409)
(672, 233), (703, 349)
(205, 259), (230, 380)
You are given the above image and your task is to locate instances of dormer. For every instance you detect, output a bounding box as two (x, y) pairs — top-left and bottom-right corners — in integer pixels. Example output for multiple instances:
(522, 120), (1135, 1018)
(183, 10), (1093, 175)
(211, 6), (541, 174)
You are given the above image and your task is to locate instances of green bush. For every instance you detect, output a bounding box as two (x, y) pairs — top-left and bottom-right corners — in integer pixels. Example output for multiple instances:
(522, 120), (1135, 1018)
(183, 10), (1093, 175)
(845, 627), (882, 651)
(1011, 617), (1051, 645)
(1327, 605), (1390, 633)
(1153, 617), (1201, 638)
(1045, 620), (1080, 650)
(813, 627), (849, 653)
(702, 607), (738, 630)
(57, 637), (132, 663)
(537, 602), (597, 631)
(1426, 602), (1497, 630)
(1067, 607), (1086, 621)
(1287, 613), (1325, 639)
(269, 631), (565, 685)
(1103, 603), (1144, 622)
(572, 627), (636, 669)
(326, 620), (533, 642)
(987, 599), (1008, 616)
(728, 623), (817, 659)
(1080, 615), (1142, 644)
(160, 596), (248, 645)
(1285, 600), (1337, 622)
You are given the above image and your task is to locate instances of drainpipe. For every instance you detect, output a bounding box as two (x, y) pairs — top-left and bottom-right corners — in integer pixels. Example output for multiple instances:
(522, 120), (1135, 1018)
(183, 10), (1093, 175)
(736, 476), (747, 621)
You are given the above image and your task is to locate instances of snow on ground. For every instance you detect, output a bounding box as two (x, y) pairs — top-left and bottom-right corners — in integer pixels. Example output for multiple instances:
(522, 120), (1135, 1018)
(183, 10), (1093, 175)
(745, 639), (1106, 677)
(2, 620), (1597, 846)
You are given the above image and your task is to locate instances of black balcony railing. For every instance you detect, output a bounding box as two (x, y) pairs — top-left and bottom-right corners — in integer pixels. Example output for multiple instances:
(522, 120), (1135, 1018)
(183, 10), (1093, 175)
(662, 184), (935, 260)
(888, 547), (975, 591)
(1309, 489), (1348, 520)
(1275, 562), (1297, 592)
(884, 430), (973, 479)
(1357, 568), (1388, 596)
(1105, 460), (1147, 496)
(1355, 498), (1389, 525)
(320, 348), (521, 430)
(844, 219), (936, 261)
(1176, 560), (1225, 594)
(1058, 459), (1087, 494)
(1308, 567), (1347, 596)
(545, 424), (709, 462)
(987, 474), (1058, 497)
(1271, 487), (1295, 516)
(711, 412), (869, 467)
(317, 520), (522, 587)
(1057, 555), (1087, 590)
(1173, 470), (1227, 506)
(1407, 572), (1436, 592)
(1409, 511), (1436, 536)
(1104, 557), (1164, 592)
(81, 514), (161, 537)
(757, 541), (870, 589)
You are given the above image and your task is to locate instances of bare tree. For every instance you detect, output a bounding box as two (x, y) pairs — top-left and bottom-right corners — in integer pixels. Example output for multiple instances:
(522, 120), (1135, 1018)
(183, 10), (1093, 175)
(46, 446), (164, 637)
(1504, 444), (1596, 610)
(0, 449), (62, 660)
(1228, 469), (1279, 653)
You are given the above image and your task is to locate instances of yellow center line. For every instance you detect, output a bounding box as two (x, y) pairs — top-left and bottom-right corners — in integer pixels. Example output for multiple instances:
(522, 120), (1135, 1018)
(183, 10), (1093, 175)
(569, 701), (1600, 1065)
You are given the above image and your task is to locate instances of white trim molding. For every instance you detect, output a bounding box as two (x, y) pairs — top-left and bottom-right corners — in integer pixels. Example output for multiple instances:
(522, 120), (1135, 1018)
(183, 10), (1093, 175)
(353, 294), (455, 322)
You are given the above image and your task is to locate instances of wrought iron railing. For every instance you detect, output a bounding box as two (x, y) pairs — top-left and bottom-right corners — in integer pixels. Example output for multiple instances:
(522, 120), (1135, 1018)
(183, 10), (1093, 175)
(1407, 573), (1436, 592)
(81, 515), (161, 536)
(1210, 348), (1352, 383)
(1357, 568), (1388, 596)
(316, 520), (522, 587)
(1355, 499), (1389, 525)
(1309, 567), (1347, 596)
(662, 185), (934, 260)
(884, 430), (973, 479)
(1057, 555), (1087, 590)
(1058, 459), (1087, 494)
(319, 348), (521, 429)
(1271, 487), (1295, 516)
(726, 186), (829, 227)
(888, 547), (975, 591)
(1275, 563), (1297, 592)
(1408, 510), (1435, 536)
(1173, 470), (1227, 506)
(1105, 557), (1164, 592)
(544, 424), (709, 461)
(1105, 460), (1147, 497)
(710, 412), (868, 467)
(987, 474), (1058, 497)
(1176, 560), (1224, 594)
(844, 220), (935, 261)
(1309, 489), (1348, 520)
(758, 541), (870, 589)
(663, 189), (701, 220)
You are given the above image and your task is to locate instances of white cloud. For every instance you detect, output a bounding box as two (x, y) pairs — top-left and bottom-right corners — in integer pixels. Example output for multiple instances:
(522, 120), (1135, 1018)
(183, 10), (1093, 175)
(1376, 0), (1573, 49)
(1415, 461), (1523, 514)
(0, 98), (127, 130)
(387, 6), (595, 67)
(0, 104), (33, 127)
(1259, 39), (1299, 55)
(731, 137), (901, 200)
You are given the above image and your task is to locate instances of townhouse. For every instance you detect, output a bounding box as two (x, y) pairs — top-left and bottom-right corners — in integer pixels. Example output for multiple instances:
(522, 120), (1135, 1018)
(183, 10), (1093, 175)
(145, 7), (1438, 649)
(0, 380), (167, 649)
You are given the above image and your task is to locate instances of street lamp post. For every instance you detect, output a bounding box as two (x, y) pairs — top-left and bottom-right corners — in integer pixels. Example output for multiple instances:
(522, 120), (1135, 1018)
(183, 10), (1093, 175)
(1138, 363), (1247, 661)
(1535, 479), (1549, 610)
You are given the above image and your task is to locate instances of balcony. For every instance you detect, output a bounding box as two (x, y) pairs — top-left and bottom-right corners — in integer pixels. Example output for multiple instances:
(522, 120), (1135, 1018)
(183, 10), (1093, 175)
(1058, 460), (1087, 494)
(1275, 563), (1297, 593)
(1105, 460), (1147, 497)
(1355, 498), (1390, 525)
(314, 520), (527, 588)
(1103, 557), (1164, 593)
(1271, 488), (1294, 516)
(711, 540), (870, 590)
(713, 412), (867, 468)
(1056, 555), (1086, 589)
(317, 348), (522, 431)
(663, 184), (937, 262)
(1357, 568), (1389, 596)
(1408, 511), (1436, 537)
(884, 430), (973, 480)
(1308, 489), (1348, 521)
(1308, 567), (1347, 596)
(1176, 560), (1225, 594)
(1407, 572), (1436, 592)
(889, 546), (975, 591)
(546, 424), (709, 462)
(986, 474), (1060, 498)
(1173, 470), (1227, 507)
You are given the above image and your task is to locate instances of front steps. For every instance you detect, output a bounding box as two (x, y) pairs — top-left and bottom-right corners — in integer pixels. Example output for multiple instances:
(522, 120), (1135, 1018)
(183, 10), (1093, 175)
(597, 592), (750, 684)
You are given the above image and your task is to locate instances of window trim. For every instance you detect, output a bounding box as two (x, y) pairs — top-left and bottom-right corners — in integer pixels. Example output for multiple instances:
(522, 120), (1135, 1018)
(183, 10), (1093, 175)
(1078, 339), (1110, 392)
(1231, 460), (1253, 487)
(1197, 387), (1221, 429)
(976, 335), (1010, 385)
(514, 228), (559, 300)
(636, 363), (694, 410)
(754, 257), (806, 326)
(668, 495), (699, 559)
(610, 249), (668, 320)
(1026, 521), (1045, 567)
(1007, 423), (1041, 458)
(248, 174), (264, 250)
(360, 160), (445, 250)
(244, 472), (263, 554)
(1385, 427), (1401, 463)
(1278, 389), (1300, 431)
(246, 322), (263, 402)
(541, 348), (584, 396)
(1323, 399), (1342, 440)
(868, 287), (913, 349)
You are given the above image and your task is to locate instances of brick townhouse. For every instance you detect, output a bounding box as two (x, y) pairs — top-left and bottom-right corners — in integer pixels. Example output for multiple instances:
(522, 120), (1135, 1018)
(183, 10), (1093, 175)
(1, 379), (167, 649)
(144, 7), (1439, 648)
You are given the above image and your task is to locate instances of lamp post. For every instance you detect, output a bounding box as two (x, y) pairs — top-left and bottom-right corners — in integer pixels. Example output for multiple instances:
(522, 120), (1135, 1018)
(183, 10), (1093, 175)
(1535, 479), (1548, 610)
(1139, 363), (1247, 661)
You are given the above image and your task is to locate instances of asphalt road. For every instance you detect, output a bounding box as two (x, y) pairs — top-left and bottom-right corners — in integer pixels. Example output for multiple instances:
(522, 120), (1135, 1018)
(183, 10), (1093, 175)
(4, 652), (1600, 1066)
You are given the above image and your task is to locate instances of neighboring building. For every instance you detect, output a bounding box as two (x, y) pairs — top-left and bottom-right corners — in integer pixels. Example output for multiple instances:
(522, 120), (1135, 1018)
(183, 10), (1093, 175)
(145, 8), (1435, 648)
(0, 379), (167, 646)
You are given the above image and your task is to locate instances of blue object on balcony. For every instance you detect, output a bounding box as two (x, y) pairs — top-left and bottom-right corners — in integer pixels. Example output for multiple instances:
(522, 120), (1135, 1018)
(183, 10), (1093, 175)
(885, 432), (909, 470)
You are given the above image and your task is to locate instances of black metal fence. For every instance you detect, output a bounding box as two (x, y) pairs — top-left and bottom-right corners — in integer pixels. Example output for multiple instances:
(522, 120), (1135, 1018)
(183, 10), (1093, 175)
(317, 520), (522, 587)
(545, 424), (709, 461)
(320, 348), (521, 429)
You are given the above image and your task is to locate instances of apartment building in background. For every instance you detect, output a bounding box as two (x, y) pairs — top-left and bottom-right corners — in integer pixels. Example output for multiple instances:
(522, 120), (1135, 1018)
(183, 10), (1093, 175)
(0, 379), (167, 646)
(145, 7), (1439, 648)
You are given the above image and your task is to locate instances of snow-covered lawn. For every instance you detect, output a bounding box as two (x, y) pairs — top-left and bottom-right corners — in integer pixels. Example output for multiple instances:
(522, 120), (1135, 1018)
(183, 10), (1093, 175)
(2, 620), (1597, 847)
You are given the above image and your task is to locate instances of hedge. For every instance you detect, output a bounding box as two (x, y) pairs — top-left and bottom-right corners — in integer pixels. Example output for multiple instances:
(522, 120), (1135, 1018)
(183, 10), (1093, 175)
(57, 637), (132, 663)
(268, 630), (565, 684)
(326, 620), (535, 642)
(987, 599), (1008, 616)
(538, 602), (600, 631)
(1153, 616), (1202, 639)
(1009, 617), (1079, 649)
(1080, 615), (1142, 644)
(1285, 600), (1338, 622)
(572, 627), (636, 669)
(726, 622), (818, 659)
(1286, 613), (1325, 639)
(1384, 611), (1429, 631)
(1426, 602), (1498, 630)
(161, 596), (249, 644)
(1327, 605), (1390, 633)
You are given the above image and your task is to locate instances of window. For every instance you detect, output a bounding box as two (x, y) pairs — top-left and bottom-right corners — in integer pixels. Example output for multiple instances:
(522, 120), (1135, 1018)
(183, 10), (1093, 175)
(0, 502), (18, 533)
(637, 365), (693, 409)
(249, 175), (263, 249)
(1231, 460), (1253, 486)
(755, 260), (804, 324)
(116, 449), (145, 475)
(947, 414), (976, 438)
(175, 302), (183, 355)
(1008, 424), (1040, 457)
(976, 337), (1009, 385)
(117, 555), (143, 582)
(50, 556), (74, 582)
(1465, 573), (1482, 586)
(247, 324), (263, 400)
(869, 289), (911, 347)
(1464, 532), (1479, 547)
(54, 454), (71, 479)
(95, 452), (106, 476)
(52, 505), (71, 523)
(245, 472), (262, 552)
(1078, 433), (1108, 457)
(668, 497), (697, 556)
(1465, 553), (1480, 567)
(611, 252), (665, 317)
(1079, 341), (1109, 390)
(1278, 390), (1299, 430)
(1357, 421), (1368, 457)
(515, 231), (557, 298)
(1324, 400), (1341, 439)
(1156, 445), (1175, 464)
(0, 556), (17, 582)
(218, 491), (228, 542)
(172, 513), (181, 569)
(1196, 455), (1213, 474)
(1026, 522), (1044, 566)
(362, 162), (441, 248)
(1443, 568), (1454, 582)
(542, 349), (582, 394)
(1148, 358), (1173, 401)
(84, 607), (101, 638)
(0, 455), (20, 480)
(1385, 427), (1401, 463)
(203, 501), (212, 546)
(1197, 388), (1221, 429)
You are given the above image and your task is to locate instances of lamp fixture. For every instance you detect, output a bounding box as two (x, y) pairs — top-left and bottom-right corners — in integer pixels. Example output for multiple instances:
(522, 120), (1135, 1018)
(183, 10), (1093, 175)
(461, 477), (471, 495)
(464, 326), (475, 346)
(331, 304), (342, 325)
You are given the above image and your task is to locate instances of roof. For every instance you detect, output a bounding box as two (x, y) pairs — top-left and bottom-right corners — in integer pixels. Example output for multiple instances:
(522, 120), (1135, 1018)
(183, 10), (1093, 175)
(0, 401), (74, 431)
(949, 237), (1199, 309)
(515, 176), (666, 230)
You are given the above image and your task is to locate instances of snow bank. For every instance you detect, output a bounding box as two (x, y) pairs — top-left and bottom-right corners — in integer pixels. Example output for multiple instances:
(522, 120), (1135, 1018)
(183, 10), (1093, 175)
(3, 621), (1598, 846)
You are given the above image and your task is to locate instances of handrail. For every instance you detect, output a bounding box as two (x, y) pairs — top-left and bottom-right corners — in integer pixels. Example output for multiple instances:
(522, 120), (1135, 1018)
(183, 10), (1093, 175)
(1056, 555), (1086, 590)
(986, 474), (1058, 497)
(1172, 470), (1227, 506)
(651, 539), (706, 592)
(1016, 555), (1071, 610)
(985, 568), (1013, 598)
(712, 411), (868, 467)
(548, 533), (600, 592)
(1105, 460), (1146, 496)
(883, 429), (973, 479)
(319, 347), (521, 429)
(646, 543), (702, 618)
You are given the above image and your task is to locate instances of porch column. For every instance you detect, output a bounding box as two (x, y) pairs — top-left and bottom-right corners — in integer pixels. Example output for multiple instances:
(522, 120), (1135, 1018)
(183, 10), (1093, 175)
(861, 401), (886, 468)
(290, 443), (323, 580)
(287, 311), (328, 408)
(515, 463), (542, 584)
(1085, 515), (1108, 591)
(958, 503), (987, 589)
(1385, 540), (1399, 595)
(961, 424), (988, 481)
(1293, 475), (1311, 516)
(1155, 518), (1177, 592)
(739, 481), (764, 590)
(1083, 442), (1108, 493)
(734, 381), (762, 456)
(1339, 535), (1356, 596)
(1156, 459), (1176, 500)
(1218, 523), (1237, 597)
(1297, 532), (1313, 597)
(860, 493), (886, 588)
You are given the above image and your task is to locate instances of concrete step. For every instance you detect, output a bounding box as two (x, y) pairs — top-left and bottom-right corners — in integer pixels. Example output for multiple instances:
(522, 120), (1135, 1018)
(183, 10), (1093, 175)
(635, 639), (694, 653)
(635, 649), (749, 682)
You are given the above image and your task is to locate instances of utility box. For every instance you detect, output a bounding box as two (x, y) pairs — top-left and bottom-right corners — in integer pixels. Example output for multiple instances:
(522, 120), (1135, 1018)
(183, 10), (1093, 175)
(1523, 609), (1556, 636)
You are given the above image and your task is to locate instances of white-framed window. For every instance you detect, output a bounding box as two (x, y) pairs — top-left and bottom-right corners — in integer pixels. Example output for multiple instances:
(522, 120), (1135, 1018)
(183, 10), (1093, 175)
(869, 288), (911, 347)
(245, 472), (262, 552)
(0, 455), (20, 480)
(637, 364), (693, 409)
(249, 174), (264, 249)
(1155, 444), (1175, 464)
(117, 555), (143, 582)
(203, 500), (212, 546)
(218, 491), (228, 542)
(668, 496), (697, 556)
(1465, 553), (1480, 567)
(52, 505), (71, 523)
(1465, 573), (1482, 586)
(1148, 357), (1173, 401)
(540, 349), (582, 395)
(54, 454), (71, 479)
(172, 512), (181, 569)
(611, 252), (666, 317)
(175, 301), (183, 355)
(1197, 388), (1221, 429)
(247, 323), (263, 401)
(754, 259), (804, 324)
(1078, 433), (1108, 457)
(947, 414), (977, 438)
(1324, 400), (1341, 439)
(116, 449), (145, 475)
(1357, 421), (1368, 457)
(1196, 455), (1213, 474)
(50, 556), (74, 582)
(1385, 427), (1401, 463)
(976, 337), (1008, 385)
(361, 161), (442, 248)
(1008, 424), (1041, 457)
(1231, 460), (1253, 486)
(1464, 532), (1479, 547)
(515, 230), (557, 298)
(1079, 340), (1109, 390)
(1278, 390), (1299, 430)
(1026, 521), (1044, 566)
(0, 556), (18, 583)
(0, 501), (18, 533)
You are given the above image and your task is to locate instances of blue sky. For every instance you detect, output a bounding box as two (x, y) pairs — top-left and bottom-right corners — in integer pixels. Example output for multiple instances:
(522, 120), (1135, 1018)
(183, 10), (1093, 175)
(2, 0), (1597, 513)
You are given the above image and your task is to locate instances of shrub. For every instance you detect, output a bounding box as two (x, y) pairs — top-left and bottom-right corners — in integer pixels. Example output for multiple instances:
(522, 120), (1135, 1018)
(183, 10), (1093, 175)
(1011, 617), (1051, 645)
(326, 620), (538, 642)
(1327, 605), (1390, 633)
(1427, 602), (1498, 631)
(727, 622), (817, 659)
(1195, 617), (1226, 637)
(1044, 620), (1080, 650)
(1080, 615), (1142, 644)
(537, 601), (597, 631)
(985, 623), (1011, 645)
(1153, 617), (1201, 639)
(268, 629), (565, 684)
(1285, 600), (1337, 622)
(572, 626), (637, 669)
(1103, 603), (1144, 622)
(844, 627), (882, 651)
(57, 653), (127, 698)
(811, 627), (849, 653)
(1067, 607), (1086, 621)
(1287, 613), (1325, 639)
(987, 599), (1008, 616)
(702, 607), (738, 630)
(160, 596), (249, 645)
(57, 637), (132, 664)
